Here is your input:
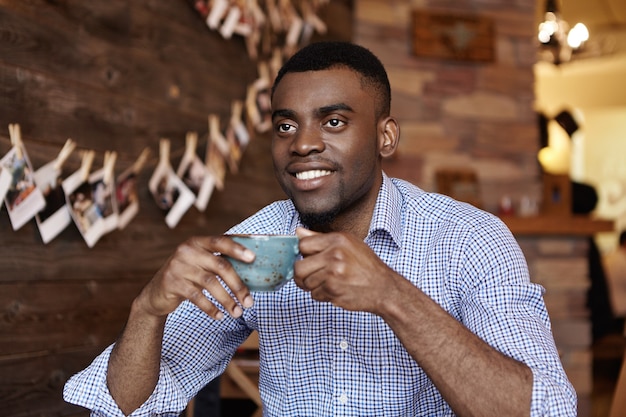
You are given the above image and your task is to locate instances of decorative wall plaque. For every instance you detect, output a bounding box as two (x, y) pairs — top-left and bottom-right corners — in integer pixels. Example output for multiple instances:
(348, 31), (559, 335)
(412, 10), (495, 62)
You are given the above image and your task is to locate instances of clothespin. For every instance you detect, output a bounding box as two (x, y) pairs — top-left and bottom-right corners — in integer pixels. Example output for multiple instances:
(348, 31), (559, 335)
(131, 147), (150, 174)
(270, 48), (283, 81)
(220, 3), (242, 39)
(285, 9), (303, 49)
(159, 138), (170, 164)
(184, 132), (198, 162)
(205, 138), (226, 191)
(79, 150), (95, 182)
(208, 114), (231, 158)
(53, 139), (77, 172)
(247, 0), (266, 26)
(103, 151), (117, 186)
(302, 0), (327, 34)
(254, 61), (271, 91)
(246, 84), (262, 127)
(265, 0), (282, 32)
(8, 123), (23, 159)
(159, 138), (171, 167)
(206, 0), (229, 30)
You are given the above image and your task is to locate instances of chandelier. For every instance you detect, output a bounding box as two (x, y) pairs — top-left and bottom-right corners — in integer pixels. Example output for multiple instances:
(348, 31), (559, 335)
(537, 0), (589, 64)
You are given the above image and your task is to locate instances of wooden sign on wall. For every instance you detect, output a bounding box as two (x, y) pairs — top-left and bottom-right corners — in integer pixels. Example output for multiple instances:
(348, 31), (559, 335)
(412, 10), (495, 63)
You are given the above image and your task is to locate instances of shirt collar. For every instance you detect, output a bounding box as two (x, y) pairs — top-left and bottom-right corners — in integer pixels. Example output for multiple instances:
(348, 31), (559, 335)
(368, 172), (403, 248)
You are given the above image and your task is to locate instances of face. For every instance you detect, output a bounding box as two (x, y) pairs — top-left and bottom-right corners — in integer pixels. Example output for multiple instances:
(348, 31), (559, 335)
(271, 67), (397, 232)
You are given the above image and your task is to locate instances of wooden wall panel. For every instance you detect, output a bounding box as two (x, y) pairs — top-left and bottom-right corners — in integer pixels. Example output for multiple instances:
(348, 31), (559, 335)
(0, 0), (352, 415)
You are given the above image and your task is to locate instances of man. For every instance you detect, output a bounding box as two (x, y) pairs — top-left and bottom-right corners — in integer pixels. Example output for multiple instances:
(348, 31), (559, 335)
(64, 41), (576, 416)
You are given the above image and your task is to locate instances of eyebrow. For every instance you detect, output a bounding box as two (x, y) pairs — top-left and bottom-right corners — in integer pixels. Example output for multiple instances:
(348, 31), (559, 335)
(272, 103), (354, 120)
(316, 103), (354, 116)
(272, 109), (296, 120)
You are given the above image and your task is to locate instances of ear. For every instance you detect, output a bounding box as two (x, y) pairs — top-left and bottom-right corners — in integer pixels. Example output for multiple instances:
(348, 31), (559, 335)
(378, 116), (400, 158)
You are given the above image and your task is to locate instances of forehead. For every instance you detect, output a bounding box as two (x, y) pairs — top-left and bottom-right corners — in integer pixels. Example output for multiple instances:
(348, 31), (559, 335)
(271, 68), (375, 113)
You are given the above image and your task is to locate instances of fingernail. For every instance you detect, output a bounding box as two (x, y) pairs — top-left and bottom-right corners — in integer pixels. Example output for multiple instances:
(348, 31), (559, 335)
(233, 306), (243, 318)
(242, 295), (254, 308)
(242, 249), (255, 262)
(215, 311), (224, 320)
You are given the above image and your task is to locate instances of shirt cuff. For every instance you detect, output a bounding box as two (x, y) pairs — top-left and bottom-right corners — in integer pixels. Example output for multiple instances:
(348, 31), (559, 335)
(529, 366), (578, 417)
(63, 344), (189, 417)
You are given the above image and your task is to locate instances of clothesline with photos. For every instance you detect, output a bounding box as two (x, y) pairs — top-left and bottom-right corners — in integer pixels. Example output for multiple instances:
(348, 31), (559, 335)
(192, 0), (329, 60)
(0, 73), (269, 249)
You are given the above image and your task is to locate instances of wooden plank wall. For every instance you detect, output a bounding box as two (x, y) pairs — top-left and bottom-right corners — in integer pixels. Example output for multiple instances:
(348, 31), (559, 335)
(0, 1), (351, 416)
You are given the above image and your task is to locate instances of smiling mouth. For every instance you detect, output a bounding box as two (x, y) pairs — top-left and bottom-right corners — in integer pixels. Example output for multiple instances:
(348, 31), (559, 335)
(295, 170), (332, 180)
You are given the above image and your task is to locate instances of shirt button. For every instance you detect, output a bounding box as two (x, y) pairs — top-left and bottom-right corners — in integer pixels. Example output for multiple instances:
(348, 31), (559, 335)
(339, 340), (348, 350)
(338, 393), (348, 404)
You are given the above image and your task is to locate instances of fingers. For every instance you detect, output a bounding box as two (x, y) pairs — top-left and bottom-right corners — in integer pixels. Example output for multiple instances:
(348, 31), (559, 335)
(188, 236), (256, 312)
(152, 235), (256, 319)
(293, 231), (384, 311)
(295, 227), (323, 254)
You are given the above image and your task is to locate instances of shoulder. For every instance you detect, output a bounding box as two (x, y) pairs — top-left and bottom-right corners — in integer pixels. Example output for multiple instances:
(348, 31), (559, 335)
(390, 177), (502, 230)
(390, 177), (518, 256)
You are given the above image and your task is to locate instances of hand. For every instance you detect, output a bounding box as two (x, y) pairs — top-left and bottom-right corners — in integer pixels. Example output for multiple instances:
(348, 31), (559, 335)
(294, 227), (399, 313)
(136, 235), (255, 320)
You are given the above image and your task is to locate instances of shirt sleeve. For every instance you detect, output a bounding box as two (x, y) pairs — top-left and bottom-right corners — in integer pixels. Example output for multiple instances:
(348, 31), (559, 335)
(63, 299), (252, 417)
(457, 220), (578, 417)
(63, 344), (189, 417)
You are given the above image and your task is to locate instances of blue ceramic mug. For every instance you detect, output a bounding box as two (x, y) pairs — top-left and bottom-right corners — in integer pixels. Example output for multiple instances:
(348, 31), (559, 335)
(225, 234), (300, 292)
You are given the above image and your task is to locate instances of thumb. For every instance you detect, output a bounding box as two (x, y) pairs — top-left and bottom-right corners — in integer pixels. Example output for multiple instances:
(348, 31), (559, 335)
(295, 227), (317, 238)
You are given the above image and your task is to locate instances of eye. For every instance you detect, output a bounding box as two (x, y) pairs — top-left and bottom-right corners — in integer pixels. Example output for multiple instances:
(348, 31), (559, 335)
(276, 123), (296, 134)
(324, 118), (346, 128)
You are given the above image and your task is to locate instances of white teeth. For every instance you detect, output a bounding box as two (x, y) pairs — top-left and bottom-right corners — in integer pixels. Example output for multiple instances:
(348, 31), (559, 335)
(295, 170), (332, 180)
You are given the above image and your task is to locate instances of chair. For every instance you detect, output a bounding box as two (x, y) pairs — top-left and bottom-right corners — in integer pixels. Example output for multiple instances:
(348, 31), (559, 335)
(187, 331), (261, 417)
(222, 331), (262, 417)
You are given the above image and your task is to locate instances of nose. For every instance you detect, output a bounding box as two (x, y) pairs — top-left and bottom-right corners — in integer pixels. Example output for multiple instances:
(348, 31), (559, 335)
(290, 124), (325, 156)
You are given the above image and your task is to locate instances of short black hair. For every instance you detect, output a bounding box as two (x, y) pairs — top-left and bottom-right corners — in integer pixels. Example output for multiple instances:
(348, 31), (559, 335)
(271, 41), (391, 118)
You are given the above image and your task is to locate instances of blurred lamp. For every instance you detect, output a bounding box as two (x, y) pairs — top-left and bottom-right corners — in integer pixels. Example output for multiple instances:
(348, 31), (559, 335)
(538, 0), (589, 64)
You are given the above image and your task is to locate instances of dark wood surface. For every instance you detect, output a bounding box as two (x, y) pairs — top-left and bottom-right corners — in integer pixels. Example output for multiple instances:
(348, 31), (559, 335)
(0, 1), (276, 416)
(501, 215), (614, 236)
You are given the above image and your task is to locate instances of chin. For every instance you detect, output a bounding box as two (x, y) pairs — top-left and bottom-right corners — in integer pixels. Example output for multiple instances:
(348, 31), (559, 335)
(298, 208), (340, 230)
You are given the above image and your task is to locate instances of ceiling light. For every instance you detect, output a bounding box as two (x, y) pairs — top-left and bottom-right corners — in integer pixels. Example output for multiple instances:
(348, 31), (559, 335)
(538, 0), (589, 64)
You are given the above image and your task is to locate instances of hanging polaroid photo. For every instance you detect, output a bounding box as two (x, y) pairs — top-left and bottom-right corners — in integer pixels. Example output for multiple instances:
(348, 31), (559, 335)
(1, 124), (46, 231)
(34, 139), (76, 244)
(89, 151), (119, 236)
(176, 132), (216, 212)
(116, 148), (149, 230)
(149, 139), (195, 228)
(0, 163), (11, 208)
(63, 150), (105, 248)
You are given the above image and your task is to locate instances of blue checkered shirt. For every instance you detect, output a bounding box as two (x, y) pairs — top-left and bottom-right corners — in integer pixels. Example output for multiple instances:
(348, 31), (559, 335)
(64, 174), (577, 416)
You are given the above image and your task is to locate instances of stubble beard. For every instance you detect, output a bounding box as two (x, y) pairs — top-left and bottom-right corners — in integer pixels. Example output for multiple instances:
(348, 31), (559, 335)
(298, 206), (342, 231)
